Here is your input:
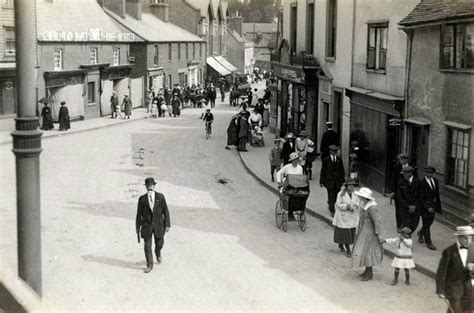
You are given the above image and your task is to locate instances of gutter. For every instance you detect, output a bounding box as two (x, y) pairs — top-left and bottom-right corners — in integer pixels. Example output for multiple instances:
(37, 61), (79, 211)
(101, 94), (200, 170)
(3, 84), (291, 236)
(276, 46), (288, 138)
(401, 28), (414, 152)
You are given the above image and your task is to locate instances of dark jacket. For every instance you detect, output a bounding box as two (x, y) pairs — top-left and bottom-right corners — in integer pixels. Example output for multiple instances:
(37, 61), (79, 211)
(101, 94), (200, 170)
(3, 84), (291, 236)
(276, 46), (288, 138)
(207, 88), (216, 101)
(281, 141), (295, 165)
(319, 155), (345, 189)
(418, 177), (442, 215)
(320, 130), (339, 159)
(396, 177), (419, 213)
(135, 192), (170, 239)
(58, 106), (70, 130)
(436, 244), (471, 299)
(390, 161), (403, 195)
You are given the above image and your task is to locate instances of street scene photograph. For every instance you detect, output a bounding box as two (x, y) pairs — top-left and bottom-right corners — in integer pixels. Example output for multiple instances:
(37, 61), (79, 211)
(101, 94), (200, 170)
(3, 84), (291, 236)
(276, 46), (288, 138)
(0, 0), (473, 312)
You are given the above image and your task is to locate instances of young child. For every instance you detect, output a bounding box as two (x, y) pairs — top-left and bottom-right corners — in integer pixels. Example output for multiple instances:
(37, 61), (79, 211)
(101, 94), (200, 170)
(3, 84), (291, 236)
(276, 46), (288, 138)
(160, 101), (168, 118)
(269, 139), (282, 182)
(151, 100), (158, 118)
(384, 227), (415, 286)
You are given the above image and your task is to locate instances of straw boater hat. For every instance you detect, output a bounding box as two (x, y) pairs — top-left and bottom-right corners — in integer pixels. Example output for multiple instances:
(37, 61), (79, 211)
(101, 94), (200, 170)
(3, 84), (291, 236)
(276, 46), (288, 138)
(453, 226), (474, 236)
(274, 138), (281, 143)
(144, 177), (156, 186)
(288, 152), (299, 162)
(285, 132), (295, 140)
(354, 187), (374, 201)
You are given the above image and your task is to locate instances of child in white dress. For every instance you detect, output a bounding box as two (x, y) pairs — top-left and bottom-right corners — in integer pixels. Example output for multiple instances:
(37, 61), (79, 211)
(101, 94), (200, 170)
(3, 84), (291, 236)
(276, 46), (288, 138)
(160, 101), (168, 118)
(151, 100), (158, 118)
(384, 227), (415, 286)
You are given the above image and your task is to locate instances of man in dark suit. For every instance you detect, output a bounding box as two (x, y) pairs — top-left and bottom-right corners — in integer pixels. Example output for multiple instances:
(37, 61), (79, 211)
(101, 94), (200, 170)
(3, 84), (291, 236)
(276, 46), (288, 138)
(436, 226), (473, 313)
(136, 177), (171, 273)
(390, 153), (410, 232)
(207, 83), (217, 108)
(319, 145), (345, 217)
(417, 165), (442, 250)
(320, 122), (339, 160)
(281, 132), (296, 165)
(396, 166), (419, 232)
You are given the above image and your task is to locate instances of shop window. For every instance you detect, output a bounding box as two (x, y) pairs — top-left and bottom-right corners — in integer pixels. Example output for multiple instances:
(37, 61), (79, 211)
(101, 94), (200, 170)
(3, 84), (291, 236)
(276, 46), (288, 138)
(4, 28), (15, 56)
(54, 49), (63, 71)
(153, 45), (159, 66)
(441, 23), (474, 69)
(113, 48), (120, 66)
(168, 43), (172, 61)
(89, 48), (98, 64)
(88, 82), (96, 104)
(168, 74), (172, 87)
(3, 0), (13, 8)
(326, 0), (337, 58)
(367, 23), (388, 70)
(446, 127), (470, 189)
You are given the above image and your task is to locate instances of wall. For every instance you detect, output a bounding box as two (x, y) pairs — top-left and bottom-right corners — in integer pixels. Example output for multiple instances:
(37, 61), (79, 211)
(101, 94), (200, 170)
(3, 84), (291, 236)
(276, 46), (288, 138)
(352, 0), (418, 97)
(226, 32), (245, 73)
(0, 1), (15, 63)
(165, 0), (202, 35)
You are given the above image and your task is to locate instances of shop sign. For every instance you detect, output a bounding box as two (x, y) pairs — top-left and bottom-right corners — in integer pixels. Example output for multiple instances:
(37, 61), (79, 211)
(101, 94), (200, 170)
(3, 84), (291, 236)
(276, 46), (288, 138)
(4, 81), (14, 90)
(41, 28), (135, 42)
(103, 68), (131, 80)
(389, 118), (402, 127)
(45, 75), (83, 88)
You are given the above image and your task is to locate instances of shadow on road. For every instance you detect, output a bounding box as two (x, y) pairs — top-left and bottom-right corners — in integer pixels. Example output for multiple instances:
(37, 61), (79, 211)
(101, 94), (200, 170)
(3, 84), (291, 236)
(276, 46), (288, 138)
(81, 254), (145, 271)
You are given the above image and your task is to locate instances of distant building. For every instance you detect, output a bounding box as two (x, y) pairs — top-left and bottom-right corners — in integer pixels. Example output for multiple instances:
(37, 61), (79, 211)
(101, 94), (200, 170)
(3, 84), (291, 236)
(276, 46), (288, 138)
(242, 22), (277, 64)
(227, 15), (255, 74)
(399, 0), (474, 226)
(0, 0), (15, 116)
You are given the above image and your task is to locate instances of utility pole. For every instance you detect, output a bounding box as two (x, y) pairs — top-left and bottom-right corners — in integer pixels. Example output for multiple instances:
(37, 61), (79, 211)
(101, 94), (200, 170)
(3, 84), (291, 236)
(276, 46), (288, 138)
(12, 0), (42, 296)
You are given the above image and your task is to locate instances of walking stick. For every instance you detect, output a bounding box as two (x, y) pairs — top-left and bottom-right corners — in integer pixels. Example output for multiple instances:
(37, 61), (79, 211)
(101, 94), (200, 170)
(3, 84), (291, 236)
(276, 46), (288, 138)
(442, 298), (454, 313)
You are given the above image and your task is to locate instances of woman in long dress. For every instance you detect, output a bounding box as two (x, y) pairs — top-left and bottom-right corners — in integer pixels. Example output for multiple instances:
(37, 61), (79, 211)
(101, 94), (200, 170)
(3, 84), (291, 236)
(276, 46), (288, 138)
(58, 101), (70, 131)
(41, 103), (54, 130)
(123, 95), (132, 119)
(351, 187), (384, 281)
(333, 179), (359, 258)
(171, 93), (181, 117)
(262, 100), (270, 127)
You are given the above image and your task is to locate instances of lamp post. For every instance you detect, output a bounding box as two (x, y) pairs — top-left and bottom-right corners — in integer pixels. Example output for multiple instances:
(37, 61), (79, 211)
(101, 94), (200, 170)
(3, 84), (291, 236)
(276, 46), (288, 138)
(12, 0), (42, 296)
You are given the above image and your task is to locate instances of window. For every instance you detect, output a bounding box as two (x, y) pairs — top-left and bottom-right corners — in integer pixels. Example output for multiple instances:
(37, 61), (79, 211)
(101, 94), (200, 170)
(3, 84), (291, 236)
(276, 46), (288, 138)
(289, 4), (297, 53)
(54, 49), (63, 70)
(168, 43), (172, 61)
(89, 48), (98, 64)
(113, 48), (120, 66)
(306, 3), (315, 55)
(87, 82), (96, 104)
(153, 45), (159, 66)
(326, 0), (337, 58)
(4, 28), (15, 56)
(179, 72), (185, 85)
(441, 23), (474, 69)
(186, 43), (189, 59)
(367, 23), (388, 70)
(447, 127), (470, 189)
(200, 43), (203, 58)
(168, 74), (172, 87)
(178, 43), (181, 60)
(3, 0), (13, 8)
(193, 43), (196, 59)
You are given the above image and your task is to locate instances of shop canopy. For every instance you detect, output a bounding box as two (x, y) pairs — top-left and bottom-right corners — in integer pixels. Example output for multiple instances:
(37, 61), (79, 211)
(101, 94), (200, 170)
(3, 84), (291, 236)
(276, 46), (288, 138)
(206, 57), (231, 76)
(214, 56), (238, 73)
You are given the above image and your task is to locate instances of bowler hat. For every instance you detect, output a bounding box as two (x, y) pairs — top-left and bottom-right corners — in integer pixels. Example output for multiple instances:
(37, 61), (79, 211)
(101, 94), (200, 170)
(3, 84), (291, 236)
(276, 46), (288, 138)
(401, 166), (414, 173)
(288, 152), (299, 162)
(329, 145), (338, 151)
(454, 226), (474, 236)
(344, 178), (357, 186)
(351, 140), (359, 146)
(424, 165), (436, 173)
(326, 121), (333, 126)
(60, 101), (66, 105)
(354, 187), (374, 200)
(398, 153), (409, 159)
(144, 177), (156, 186)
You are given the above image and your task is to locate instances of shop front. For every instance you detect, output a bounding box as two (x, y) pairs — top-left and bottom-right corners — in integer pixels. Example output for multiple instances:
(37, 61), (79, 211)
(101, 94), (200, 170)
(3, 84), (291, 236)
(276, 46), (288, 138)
(346, 87), (404, 194)
(43, 70), (86, 121)
(147, 67), (164, 93)
(0, 64), (16, 116)
(101, 65), (133, 116)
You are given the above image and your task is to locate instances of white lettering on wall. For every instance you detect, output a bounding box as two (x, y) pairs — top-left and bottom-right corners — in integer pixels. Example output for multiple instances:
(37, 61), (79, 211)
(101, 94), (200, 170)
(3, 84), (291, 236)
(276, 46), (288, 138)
(41, 28), (135, 42)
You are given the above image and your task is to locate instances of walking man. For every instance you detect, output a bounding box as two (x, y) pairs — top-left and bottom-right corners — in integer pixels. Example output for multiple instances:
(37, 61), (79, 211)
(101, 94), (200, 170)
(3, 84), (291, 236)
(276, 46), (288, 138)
(390, 153), (411, 232)
(418, 165), (442, 250)
(396, 166), (419, 232)
(110, 91), (118, 119)
(136, 177), (170, 273)
(320, 121), (339, 160)
(207, 83), (217, 108)
(320, 145), (345, 217)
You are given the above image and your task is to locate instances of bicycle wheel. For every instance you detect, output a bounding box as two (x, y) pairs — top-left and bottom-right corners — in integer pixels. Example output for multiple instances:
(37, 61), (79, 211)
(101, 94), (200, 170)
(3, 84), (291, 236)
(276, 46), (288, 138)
(275, 200), (282, 229)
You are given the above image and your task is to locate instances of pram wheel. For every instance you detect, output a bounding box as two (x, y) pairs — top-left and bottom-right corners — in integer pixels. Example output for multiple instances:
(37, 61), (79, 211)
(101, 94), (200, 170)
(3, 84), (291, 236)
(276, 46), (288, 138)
(275, 200), (282, 229)
(281, 211), (288, 232)
(299, 212), (307, 232)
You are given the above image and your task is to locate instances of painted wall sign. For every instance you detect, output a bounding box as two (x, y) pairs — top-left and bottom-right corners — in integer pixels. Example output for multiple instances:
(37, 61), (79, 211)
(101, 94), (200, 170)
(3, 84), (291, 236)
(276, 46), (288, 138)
(41, 28), (135, 42)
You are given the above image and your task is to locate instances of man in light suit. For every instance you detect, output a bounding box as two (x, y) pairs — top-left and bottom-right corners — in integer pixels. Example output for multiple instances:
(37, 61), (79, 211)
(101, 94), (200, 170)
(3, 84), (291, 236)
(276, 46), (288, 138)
(436, 226), (473, 313)
(136, 177), (171, 273)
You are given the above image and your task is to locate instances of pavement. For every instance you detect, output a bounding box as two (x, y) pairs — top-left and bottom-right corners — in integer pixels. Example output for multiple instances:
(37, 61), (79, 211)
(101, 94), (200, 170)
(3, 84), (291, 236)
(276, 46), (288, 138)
(238, 126), (454, 279)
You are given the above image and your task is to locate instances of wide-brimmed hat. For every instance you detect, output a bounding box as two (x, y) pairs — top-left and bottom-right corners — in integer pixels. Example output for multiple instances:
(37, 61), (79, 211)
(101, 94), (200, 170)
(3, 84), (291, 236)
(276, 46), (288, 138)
(326, 121), (333, 126)
(60, 101), (66, 105)
(354, 187), (374, 200)
(329, 145), (338, 151)
(454, 226), (474, 236)
(424, 165), (436, 173)
(344, 178), (357, 186)
(288, 152), (299, 162)
(401, 166), (414, 173)
(144, 177), (156, 186)
(206, 108), (211, 111)
(285, 132), (295, 139)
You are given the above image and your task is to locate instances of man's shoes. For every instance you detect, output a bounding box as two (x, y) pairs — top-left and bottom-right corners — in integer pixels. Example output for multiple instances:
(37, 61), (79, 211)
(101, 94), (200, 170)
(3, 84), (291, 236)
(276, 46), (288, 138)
(225, 146), (231, 150)
(418, 233), (424, 244)
(361, 273), (373, 281)
(426, 243), (437, 250)
(405, 279), (411, 286)
(144, 265), (153, 273)
(157, 256), (162, 264)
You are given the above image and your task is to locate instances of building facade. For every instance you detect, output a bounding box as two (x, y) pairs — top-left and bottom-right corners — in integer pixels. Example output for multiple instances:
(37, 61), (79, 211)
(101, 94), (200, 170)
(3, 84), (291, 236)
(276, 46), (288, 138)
(0, 0), (15, 116)
(399, 0), (474, 226)
(227, 16), (255, 74)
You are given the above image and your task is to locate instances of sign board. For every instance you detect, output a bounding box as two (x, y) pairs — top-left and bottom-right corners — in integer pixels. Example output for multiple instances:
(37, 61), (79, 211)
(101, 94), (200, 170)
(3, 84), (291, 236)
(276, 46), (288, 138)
(389, 118), (402, 127)
(41, 28), (135, 42)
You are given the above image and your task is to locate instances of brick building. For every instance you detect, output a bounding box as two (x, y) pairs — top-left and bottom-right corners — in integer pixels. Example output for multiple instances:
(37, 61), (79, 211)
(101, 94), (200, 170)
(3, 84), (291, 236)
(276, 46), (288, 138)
(103, 0), (206, 91)
(36, 0), (142, 121)
(399, 0), (474, 226)
(0, 0), (15, 116)
(227, 15), (255, 74)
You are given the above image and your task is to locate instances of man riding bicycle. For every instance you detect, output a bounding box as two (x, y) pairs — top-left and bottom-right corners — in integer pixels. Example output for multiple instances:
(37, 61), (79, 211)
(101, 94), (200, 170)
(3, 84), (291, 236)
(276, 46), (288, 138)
(203, 108), (214, 137)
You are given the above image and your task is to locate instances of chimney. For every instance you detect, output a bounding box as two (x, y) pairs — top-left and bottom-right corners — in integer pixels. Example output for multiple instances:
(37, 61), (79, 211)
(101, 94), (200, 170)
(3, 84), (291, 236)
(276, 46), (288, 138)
(150, 1), (169, 22)
(102, 0), (126, 18)
(126, 0), (142, 20)
(229, 15), (242, 37)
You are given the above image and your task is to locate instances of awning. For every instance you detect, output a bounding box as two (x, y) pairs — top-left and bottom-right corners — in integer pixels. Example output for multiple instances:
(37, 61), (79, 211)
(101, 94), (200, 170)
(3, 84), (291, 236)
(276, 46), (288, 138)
(442, 121), (472, 130)
(405, 118), (431, 126)
(207, 57), (231, 76)
(214, 56), (238, 72)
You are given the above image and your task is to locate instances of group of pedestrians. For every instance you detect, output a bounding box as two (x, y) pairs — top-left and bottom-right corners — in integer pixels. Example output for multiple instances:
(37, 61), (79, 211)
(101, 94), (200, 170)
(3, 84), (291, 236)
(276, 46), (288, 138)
(109, 92), (133, 120)
(40, 101), (70, 131)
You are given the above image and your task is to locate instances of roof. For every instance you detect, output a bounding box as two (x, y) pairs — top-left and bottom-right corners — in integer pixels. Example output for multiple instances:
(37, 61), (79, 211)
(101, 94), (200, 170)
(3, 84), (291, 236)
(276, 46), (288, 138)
(104, 9), (204, 43)
(36, 0), (141, 42)
(399, 0), (474, 27)
(242, 23), (278, 34)
(185, 0), (210, 18)
(228, 29), (250, 43)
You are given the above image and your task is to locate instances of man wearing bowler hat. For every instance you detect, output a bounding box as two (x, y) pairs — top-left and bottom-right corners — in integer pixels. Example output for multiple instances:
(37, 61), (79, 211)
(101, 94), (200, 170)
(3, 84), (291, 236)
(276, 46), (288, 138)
(320, 121), (339, 160)
(396, 166), (419, 232)
(418, 165), (442, 250)
(136, 177), (170, 273)
(320, 145), (345, 217)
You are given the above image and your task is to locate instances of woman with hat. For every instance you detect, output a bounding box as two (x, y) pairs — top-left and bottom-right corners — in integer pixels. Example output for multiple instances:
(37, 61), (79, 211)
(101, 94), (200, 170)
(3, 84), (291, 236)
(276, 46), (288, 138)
(58, 101), (70, 131)
(262, 100), (270, 127)
(351, 187), (384, 281)
(295, 131), (314, 176)
(122, 94), (132, 119)
(333, 178), (359, 258)
(281, 132), (296, 165)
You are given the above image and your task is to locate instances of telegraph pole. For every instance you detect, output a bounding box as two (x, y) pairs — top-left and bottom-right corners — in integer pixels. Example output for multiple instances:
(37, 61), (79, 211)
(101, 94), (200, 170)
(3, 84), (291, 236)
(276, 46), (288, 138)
(12, 0), (42, 296)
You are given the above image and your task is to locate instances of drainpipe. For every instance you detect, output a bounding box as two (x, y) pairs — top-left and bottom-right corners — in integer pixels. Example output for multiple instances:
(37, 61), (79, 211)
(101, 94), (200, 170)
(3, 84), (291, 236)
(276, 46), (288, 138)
(402, 28), (414, 152)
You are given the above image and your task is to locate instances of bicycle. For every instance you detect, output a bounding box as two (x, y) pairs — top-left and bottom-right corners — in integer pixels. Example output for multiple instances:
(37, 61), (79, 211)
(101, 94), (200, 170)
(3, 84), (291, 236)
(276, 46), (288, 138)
(205, 121), (212, 139)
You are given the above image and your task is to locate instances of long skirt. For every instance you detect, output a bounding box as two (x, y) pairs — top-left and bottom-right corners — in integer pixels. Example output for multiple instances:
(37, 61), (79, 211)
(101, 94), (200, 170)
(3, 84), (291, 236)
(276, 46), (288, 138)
(263, 109), (269, 126)
(334, 227), (356, 245)
(351, 209), (383, 268)
(238, 137), (247, 151)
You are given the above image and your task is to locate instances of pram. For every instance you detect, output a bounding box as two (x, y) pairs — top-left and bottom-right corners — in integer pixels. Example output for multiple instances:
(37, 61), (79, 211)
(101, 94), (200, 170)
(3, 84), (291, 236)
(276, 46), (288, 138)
(275, 174), (310, 232)
(250, 126), (265, 147)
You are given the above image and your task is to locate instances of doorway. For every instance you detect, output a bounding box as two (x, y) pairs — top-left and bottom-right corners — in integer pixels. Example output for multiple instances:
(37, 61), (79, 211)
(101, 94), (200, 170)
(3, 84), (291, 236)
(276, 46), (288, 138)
(385, 121), (402, 193)
(408, 125), (429, 177)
